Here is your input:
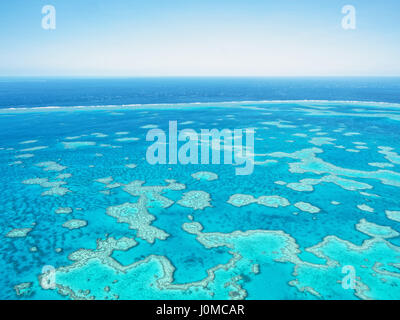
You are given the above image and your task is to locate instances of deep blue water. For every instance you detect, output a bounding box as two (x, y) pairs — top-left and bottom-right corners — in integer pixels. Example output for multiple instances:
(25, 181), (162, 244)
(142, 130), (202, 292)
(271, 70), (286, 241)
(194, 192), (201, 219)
(1, 77), (400, 108)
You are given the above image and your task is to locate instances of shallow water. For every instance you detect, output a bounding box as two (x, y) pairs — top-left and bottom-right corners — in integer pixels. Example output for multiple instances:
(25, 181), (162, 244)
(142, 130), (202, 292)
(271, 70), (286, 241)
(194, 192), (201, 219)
(1, 100), (400, 300)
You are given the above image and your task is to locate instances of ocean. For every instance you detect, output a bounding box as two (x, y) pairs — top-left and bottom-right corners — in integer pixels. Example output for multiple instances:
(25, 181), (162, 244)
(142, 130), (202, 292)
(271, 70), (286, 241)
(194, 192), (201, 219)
(1, 77), (400, 300)
(1, 77), (400, 108)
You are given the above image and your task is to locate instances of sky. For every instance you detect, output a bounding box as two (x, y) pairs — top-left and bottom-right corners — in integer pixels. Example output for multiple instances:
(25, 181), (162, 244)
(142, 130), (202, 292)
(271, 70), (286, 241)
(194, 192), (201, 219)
(0, 0), (399, 77)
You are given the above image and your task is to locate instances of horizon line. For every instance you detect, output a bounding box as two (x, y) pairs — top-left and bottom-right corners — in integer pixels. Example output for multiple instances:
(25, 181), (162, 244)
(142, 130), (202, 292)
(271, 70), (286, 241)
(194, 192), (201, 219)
(1, 75), (400, 78)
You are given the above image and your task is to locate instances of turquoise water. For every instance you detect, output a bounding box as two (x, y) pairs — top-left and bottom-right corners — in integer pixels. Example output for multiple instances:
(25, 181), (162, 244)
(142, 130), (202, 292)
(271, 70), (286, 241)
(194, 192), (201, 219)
(1, 100), (400, 300)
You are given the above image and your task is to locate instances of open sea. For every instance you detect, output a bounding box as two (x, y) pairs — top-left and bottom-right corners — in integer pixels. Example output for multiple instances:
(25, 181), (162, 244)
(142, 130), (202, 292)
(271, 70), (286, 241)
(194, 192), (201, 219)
(1, 77), (400, 300)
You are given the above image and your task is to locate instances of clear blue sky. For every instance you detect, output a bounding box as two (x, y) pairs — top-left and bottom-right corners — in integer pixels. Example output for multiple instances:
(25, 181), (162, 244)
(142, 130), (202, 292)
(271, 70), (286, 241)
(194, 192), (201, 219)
(0, 0), (399, 76)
